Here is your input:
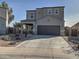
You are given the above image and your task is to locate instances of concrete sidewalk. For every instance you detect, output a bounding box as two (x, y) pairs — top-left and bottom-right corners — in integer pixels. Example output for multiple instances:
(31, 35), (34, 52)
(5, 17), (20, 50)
(0, 47), (77, 59)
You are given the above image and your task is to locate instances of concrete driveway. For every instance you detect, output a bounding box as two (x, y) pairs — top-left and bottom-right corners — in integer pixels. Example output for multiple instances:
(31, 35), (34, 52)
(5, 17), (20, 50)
(0, 35), (78, 59)
(16, 35), (70, 48)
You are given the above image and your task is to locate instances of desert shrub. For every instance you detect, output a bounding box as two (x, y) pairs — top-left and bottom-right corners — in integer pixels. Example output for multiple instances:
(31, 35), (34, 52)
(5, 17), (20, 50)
(8, 41), (16, 45)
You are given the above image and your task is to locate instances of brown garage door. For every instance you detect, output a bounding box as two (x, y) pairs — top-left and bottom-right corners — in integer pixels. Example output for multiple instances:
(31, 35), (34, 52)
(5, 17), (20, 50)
(37, 25), (60, 35)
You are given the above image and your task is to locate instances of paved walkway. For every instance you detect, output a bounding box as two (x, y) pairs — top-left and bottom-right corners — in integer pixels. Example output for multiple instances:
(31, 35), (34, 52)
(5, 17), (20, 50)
(0, 35), (78, 59)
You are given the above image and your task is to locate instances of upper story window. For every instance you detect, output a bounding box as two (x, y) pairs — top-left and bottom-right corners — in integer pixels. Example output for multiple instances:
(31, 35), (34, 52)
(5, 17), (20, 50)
(47, 9), (53, 15)
(30, 13), (34, 18)
(47, 8), (60, 15)
(27, 12), (35, 20)
(54, 8), (59, 15)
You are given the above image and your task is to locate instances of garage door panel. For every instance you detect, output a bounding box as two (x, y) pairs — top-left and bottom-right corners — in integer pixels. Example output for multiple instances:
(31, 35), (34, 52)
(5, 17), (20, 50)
(37, 25), (60, 35)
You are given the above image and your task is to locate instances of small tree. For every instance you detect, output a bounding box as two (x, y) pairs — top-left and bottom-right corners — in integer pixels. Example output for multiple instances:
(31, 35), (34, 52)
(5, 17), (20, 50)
(13, 22), (22, 33)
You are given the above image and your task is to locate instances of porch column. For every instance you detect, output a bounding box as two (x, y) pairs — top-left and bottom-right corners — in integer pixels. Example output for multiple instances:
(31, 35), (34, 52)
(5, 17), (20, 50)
(32, 23), (35, 34)
(33, 22), (37, 35)
(23, 24), (26, 29)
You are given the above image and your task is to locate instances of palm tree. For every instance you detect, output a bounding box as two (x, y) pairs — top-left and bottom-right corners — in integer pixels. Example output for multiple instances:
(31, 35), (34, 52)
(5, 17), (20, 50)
(1, 1), (8, 8)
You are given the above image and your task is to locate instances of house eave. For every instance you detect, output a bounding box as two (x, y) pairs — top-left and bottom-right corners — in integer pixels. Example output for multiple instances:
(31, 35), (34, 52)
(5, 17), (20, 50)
(21, 19), (35, 22)
(21, 19), (35, 24)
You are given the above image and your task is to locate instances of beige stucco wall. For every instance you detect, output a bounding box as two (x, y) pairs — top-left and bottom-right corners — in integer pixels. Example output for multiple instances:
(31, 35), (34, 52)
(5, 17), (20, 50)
(0, 8), (6, 19)
(37, 16), (63, 25)
(0, 8), (8, 34)
(0, 17), (6, 34)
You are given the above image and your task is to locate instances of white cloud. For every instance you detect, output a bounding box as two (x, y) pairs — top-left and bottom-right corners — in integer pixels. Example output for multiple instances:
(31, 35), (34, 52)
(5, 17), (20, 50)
(65, 14), (79, 27)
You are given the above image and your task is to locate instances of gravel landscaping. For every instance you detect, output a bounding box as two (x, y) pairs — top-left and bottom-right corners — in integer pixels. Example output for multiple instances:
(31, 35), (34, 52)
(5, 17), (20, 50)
(0, 34), (26, 47)
(0, 39), (22, 47)
(63, 36), (79, 57)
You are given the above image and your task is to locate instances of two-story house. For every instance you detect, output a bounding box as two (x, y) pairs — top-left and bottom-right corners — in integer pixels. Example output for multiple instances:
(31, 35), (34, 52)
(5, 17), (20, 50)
(21, 6), (64, 35)
(0, 1), (14, 34)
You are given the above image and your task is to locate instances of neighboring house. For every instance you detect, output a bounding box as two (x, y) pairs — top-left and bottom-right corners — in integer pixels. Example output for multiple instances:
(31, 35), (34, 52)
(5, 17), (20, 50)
(21, 6), (64, 35)
(71, 22), (79, 36)
(72, 22), (79, 29)
(0, 1), (14, 34)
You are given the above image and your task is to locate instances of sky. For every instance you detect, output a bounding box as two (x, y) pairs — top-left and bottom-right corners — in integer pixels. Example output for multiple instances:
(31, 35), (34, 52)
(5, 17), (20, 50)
(0, 0), (79, 27)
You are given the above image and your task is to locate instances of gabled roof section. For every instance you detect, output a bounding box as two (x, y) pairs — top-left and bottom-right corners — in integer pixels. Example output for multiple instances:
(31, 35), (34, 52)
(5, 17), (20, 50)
(72, 22), (79, 28)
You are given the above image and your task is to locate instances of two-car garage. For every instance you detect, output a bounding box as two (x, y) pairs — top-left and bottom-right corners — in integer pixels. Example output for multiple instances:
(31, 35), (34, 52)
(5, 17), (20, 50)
(37, 25), (60, 35)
